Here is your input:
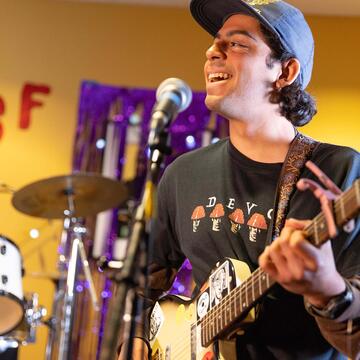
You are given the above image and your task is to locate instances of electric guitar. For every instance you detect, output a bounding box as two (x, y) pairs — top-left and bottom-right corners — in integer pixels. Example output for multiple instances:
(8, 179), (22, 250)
(149, 179), (360, 360)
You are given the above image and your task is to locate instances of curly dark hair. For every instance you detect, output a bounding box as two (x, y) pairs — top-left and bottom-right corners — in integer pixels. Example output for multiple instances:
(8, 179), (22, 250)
(260, 24), (317, 126)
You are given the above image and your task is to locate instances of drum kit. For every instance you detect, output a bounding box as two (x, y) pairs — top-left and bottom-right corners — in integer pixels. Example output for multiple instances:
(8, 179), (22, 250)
(0, 173), (128, 358)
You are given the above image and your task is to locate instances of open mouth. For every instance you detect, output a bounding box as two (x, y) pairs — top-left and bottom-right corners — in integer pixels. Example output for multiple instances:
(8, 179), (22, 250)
(208, 73), (232, 83)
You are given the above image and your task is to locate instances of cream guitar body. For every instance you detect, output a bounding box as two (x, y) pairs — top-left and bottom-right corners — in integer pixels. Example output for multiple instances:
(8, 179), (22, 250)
(150, 259), (255, 360)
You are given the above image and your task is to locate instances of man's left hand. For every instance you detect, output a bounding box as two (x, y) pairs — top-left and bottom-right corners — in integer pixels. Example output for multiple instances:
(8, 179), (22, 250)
(259, 218), (346, 307)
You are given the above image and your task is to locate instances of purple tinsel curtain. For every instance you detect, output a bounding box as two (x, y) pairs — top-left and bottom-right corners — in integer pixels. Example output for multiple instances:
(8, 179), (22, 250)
(72, 80), (228, 358)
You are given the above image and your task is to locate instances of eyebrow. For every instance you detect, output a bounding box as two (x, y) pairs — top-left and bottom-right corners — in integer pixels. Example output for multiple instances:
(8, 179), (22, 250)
(215, 30), (257, 42)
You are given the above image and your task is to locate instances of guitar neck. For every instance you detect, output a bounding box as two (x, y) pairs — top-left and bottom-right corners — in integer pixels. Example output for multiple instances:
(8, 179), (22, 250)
(304, 179), (360, 246)
(201, 179), (360, 347)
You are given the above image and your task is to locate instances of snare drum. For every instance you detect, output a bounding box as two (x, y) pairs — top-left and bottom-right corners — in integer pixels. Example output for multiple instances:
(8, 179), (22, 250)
(0, 235), (24, 335)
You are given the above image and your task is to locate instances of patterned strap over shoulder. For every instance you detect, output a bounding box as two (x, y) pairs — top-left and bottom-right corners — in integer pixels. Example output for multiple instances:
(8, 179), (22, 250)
(272, 132), (320, 240)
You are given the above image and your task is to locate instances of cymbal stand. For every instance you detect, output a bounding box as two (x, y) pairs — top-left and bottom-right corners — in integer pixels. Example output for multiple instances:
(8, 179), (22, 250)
(55, 190), (100, 360)
(45, 217), (70, 360)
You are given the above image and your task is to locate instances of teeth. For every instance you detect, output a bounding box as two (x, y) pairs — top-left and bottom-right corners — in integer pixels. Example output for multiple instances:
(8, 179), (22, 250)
(208, 73), (231, 82)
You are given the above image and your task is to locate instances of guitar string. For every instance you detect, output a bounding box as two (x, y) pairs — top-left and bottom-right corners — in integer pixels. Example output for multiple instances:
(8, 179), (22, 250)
(200, 206), (340, 336)
(156, 269), (266, 356)
(202, 191), (354, 333)
(200, 188), (358, 341)
(170, 341), (192, 360)
(299, 186), (356, 242)
(200, 266), (268, 340)
(153, 270), (266, 357)
(157, 329), (192, 357)
(155, 185), (359, 354)
(154, 291), (249, 356)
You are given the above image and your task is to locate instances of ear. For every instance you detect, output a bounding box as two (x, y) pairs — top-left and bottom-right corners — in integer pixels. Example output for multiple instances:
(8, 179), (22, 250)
(275, 58), (301, 89)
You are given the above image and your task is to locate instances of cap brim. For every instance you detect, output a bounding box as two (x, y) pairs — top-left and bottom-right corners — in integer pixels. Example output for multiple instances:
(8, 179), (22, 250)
(190, 0), (278, 39)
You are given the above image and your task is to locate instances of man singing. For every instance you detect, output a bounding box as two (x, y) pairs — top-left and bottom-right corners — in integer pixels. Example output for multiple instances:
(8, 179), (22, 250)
(119, 0), (360, 358)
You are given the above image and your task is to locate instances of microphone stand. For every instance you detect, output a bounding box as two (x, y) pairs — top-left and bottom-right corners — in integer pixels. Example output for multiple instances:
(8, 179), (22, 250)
(99, 126), (171, 360)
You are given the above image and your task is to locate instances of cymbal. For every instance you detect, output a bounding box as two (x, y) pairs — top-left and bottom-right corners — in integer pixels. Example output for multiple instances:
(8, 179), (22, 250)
(12, 173), (128, 219)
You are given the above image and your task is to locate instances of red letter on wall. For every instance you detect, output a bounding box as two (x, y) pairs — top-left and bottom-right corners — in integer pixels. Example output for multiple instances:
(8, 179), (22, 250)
(19, 83), (51, 129)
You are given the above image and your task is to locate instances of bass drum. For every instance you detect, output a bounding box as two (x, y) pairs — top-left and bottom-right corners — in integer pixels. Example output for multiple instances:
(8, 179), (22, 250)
(0, 235), (24, 335)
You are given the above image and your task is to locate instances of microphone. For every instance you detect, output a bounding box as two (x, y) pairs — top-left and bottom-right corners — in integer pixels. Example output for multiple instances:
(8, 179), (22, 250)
(148, 78), (192, 146)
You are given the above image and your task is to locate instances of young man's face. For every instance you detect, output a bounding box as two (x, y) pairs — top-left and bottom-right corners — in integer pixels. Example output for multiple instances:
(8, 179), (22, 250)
(204, 14), (282, 121)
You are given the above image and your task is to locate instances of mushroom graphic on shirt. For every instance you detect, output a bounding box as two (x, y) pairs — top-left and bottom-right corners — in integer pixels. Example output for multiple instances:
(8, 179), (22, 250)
(247, 213), (267, 242)
(191, 206), (206, 232)
(209, 204), (225, 232)
(228, 208), (245, 234)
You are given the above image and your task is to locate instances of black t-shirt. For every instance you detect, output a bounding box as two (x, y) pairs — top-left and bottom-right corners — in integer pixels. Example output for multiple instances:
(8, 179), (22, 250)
(151, 137), (360, 359)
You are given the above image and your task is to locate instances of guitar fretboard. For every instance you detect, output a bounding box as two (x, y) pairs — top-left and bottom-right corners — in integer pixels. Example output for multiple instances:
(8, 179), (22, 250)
(201, 179), (360, 347)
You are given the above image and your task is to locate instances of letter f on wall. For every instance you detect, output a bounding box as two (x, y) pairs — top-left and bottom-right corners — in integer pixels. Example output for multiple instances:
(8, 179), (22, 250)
(19, 83), (51, 129)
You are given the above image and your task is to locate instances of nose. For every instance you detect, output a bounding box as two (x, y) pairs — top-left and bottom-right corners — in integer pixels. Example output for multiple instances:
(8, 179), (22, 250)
(206, 42), (226, 62)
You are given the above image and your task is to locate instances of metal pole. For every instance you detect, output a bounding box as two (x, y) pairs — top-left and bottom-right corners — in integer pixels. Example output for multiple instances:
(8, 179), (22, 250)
(58, 237), (79, 360)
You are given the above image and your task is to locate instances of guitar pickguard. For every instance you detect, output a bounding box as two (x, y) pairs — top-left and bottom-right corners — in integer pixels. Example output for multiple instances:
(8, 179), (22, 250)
(150, 258), (254, 359)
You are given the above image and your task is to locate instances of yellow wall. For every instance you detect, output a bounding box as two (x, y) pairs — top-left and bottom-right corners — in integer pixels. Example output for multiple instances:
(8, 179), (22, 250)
(307, 16), (360, 147)
(0, 0), (358, 358)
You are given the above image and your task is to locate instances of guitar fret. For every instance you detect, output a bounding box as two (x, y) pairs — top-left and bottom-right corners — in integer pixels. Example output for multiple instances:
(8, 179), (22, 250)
(201, 322), (205, 347)
(215, 308), (219, 335)
(314, 216), (320, 245)
(235, 288), (239, 318)
(245, 279), (249, 307)
(251, 276), (255, 302)
(258, 270), (262, 294)
(241, 286), (246, 310)
(225, 301), (228, 329)
(208, 315), (212, 343)
(225, 303), (228, 325)
(344, 197), (351, 221)
(207, 322), (211, 345)
(227, 294), (231, 322)
(319, 217), (326, 233)
(218, 311), (222, 334)
(230, 294), (234, 323)
(340, 193), (346, 223)
(203, 319), (209, 342)
(218, 311), (223, 331)
(211, 318), (215, 340)
(261, 273), (266, 293)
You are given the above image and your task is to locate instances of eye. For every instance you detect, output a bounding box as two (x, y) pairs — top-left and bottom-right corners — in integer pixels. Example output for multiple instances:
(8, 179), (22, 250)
(230, 41), (247, 49)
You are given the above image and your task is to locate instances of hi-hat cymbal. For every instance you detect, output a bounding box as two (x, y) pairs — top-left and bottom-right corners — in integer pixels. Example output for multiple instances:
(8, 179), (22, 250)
(12, 173), (128, 219)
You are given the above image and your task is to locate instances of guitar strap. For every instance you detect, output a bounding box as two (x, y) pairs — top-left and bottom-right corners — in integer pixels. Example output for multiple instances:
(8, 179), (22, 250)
(267, 130), (320, 244)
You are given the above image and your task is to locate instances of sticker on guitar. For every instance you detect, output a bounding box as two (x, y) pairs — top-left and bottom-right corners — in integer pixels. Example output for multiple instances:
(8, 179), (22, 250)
(149, 302), (164, 342)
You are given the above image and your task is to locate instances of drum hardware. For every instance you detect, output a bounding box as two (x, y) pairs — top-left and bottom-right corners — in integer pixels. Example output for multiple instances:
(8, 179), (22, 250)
(12, 173), (128, 360)
(0, 235), (24, 336)
(57, 218), (101, 360)
(97, 257), (124, 272)
(0, 292), (47, 351)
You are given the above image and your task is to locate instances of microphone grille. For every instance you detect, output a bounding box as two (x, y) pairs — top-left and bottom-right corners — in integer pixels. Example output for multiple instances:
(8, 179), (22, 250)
(156, 78), (193, 112)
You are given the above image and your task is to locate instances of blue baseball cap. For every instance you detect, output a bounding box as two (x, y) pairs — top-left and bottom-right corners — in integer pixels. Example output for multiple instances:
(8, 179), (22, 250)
(190, 0), (314, 89)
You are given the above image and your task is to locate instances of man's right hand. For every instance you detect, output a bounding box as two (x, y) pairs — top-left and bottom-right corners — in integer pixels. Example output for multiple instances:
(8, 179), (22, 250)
(118, 338), (149, 360)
